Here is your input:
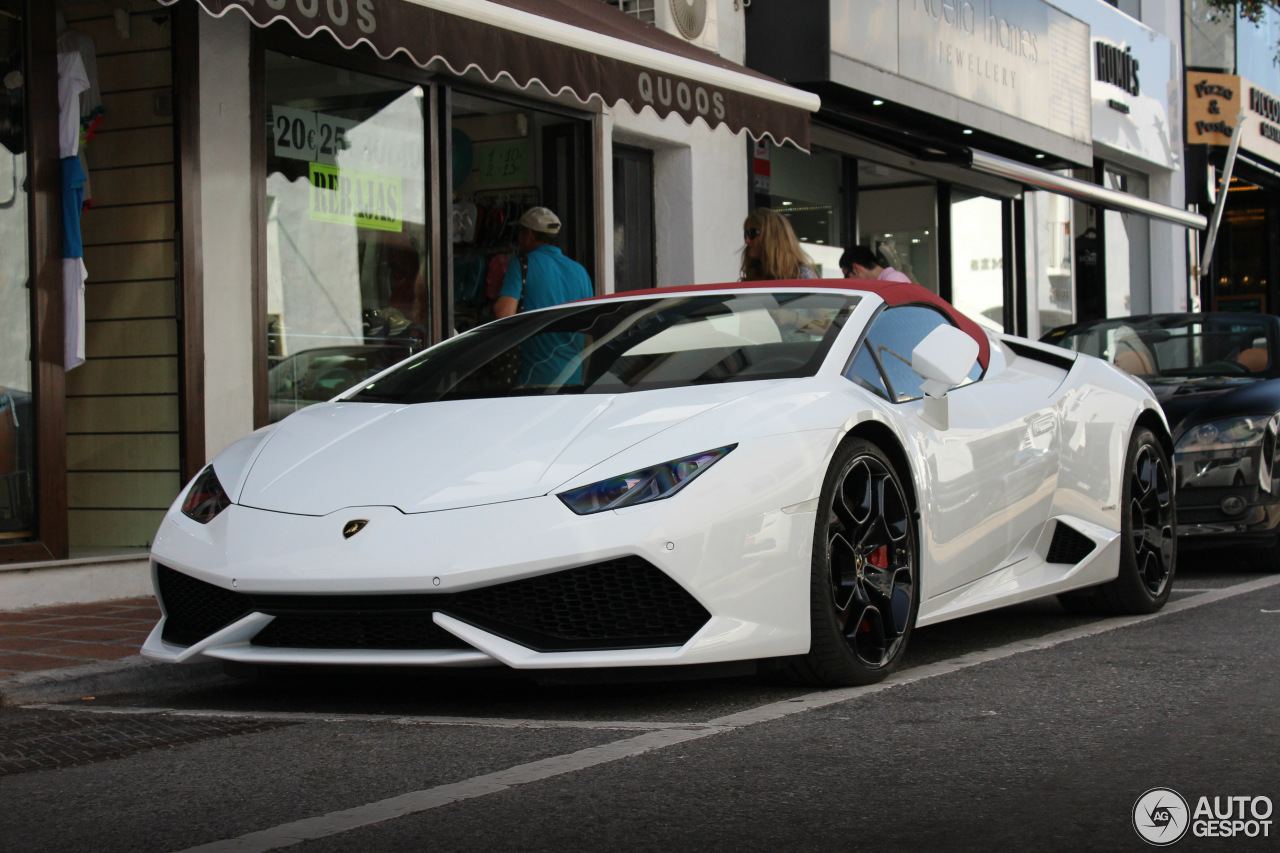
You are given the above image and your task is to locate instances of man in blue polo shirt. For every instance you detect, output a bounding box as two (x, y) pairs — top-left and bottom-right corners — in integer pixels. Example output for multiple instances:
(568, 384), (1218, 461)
(494, 206), (594, 385)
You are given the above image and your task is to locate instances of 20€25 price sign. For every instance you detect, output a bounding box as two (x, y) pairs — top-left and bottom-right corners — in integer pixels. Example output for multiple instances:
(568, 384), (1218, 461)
(272, 105), (360, 166)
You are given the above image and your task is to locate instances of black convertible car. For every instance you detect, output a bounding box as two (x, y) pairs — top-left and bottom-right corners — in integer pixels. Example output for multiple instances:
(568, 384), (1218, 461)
(1045, 313), (1280, 566)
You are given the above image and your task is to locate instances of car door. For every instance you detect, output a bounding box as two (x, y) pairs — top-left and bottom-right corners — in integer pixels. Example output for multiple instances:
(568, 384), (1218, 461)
(847, 305), (1062, 598)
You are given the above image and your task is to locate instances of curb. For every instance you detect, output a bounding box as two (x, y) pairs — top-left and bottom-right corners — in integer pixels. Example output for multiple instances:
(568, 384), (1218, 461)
(0, 656), (228, 707)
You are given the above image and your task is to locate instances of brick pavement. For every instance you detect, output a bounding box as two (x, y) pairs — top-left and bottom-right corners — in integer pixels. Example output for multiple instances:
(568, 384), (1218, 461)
(0, 598), (159, 678)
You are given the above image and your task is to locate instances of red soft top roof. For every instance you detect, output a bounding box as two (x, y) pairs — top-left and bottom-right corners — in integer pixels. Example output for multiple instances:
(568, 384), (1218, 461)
(583, 278), (991, 369)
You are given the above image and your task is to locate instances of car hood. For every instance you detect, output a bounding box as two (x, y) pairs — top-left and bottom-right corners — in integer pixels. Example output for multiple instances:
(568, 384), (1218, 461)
(234, 385), (773, 515)
(1147, 376), (1280, 440)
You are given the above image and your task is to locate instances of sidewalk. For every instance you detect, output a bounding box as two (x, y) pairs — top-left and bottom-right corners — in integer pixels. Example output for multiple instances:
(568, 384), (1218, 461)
(0, 597), (225, 706)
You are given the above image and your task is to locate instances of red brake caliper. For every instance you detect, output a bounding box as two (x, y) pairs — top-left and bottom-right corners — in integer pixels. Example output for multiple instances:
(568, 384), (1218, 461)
(858, 546), (890, 633)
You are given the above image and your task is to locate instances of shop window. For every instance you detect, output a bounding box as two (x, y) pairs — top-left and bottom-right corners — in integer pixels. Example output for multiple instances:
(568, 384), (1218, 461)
(765, 144), (845, 276)
(0, 6), (35, 543)
(263, 51), (428, 423)
(949, 189), (1005, 331)
(1213, 175), (1268, 312)
(858, 162), (936, 293)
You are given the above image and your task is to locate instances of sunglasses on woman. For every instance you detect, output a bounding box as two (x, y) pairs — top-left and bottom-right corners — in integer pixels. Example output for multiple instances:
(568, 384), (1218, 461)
(744, 228), (762, 240)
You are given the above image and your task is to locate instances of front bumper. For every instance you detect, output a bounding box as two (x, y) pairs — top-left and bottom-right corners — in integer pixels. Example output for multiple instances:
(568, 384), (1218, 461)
(1174, 447), (1280, 545)
(141, 432), (832, 670)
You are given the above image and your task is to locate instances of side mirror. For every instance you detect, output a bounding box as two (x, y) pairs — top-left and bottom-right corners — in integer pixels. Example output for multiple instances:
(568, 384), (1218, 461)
(911, 325), (979, 430)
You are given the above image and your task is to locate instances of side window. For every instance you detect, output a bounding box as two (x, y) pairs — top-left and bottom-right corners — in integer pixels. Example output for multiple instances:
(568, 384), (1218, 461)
(858, 305), (971, 403)
(846, 345), (889, 400)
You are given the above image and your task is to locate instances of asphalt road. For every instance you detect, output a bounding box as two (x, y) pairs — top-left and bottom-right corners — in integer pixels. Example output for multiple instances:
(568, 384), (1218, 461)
(3, 560), (1278, 853)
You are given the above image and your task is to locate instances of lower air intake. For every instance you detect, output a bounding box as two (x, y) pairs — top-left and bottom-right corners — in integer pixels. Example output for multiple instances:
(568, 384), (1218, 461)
(157, 565), (251, 647)
(450, 558), (711, 651)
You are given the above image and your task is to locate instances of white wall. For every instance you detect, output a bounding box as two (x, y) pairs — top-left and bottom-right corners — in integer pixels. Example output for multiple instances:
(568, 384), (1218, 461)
(198, 13), (256, 459)
(605, 0), (753, 288)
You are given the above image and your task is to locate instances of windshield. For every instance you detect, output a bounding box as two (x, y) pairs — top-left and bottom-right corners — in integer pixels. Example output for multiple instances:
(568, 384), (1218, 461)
(1054, 316), (1274, 379)
(348, 291), (858, 404)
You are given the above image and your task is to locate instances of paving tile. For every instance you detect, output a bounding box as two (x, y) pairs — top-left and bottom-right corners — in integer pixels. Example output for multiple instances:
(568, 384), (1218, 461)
(0, 611), (63, 624)
(26, 616), (140, 628)
(0, 637), (73, 652)
(40, 644), (137, 661)
(0, 653), (84, 672)
(110, 607), (161, 619)
(0, 624), (69, 638)
(42, 628), (142, 644)
(33, 603), (119, 616)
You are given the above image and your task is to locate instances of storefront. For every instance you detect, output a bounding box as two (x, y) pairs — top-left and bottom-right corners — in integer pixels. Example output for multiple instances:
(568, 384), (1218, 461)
(1, 0), (817, 601)
(1187, 72), (1280, 315)
(743, 0), (1203, 338)
(1056, 0), (1190, 326)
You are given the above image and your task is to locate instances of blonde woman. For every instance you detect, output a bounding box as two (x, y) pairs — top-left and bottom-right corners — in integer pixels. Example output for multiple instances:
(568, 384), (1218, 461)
(739, 208), (818, 281)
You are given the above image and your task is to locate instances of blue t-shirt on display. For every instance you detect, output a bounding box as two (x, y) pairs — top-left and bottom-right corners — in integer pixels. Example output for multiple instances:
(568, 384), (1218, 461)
(499, 245), (593, 385)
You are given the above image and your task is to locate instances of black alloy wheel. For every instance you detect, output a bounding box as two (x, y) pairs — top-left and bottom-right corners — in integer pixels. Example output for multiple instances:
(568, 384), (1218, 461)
(1129, 440), (1175, 598)
(788, 438), (918, 686)
(1059, 426), (1175, 615)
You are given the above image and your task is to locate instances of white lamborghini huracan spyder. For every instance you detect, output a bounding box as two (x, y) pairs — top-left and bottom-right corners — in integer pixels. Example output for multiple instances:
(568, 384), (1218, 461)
(142, 280), (1175, 686)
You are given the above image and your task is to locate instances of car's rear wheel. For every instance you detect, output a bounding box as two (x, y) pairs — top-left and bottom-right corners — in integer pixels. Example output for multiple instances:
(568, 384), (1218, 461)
(787, 437), (918, 687)
(1058, 426), (1175, 615)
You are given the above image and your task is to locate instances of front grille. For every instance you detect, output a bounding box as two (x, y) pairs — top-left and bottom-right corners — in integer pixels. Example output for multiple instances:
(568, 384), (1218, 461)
(157, 565), (252, 647)
(253, 614), (471, 649)
(1045, 522), (1096, 564)
(155, 557), (710, 653)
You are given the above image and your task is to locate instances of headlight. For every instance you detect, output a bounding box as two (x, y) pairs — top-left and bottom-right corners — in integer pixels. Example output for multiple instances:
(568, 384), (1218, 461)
(181, 466), (233, 524)
(1175, 416), (1268, 453)
(558, 445), (736, 515)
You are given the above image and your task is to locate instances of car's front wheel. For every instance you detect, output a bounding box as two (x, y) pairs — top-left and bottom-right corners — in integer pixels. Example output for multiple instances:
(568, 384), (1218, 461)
(787, 437), (918, 687)
(1058, 426), (1175, 615)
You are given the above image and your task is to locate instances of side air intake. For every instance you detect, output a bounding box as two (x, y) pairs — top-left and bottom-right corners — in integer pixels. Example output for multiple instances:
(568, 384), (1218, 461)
(1045, 522), (1097, 564)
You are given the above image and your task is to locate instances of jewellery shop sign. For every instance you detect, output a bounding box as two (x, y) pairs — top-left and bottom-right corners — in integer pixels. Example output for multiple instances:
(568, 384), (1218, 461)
(1186, 71), (1280, 166)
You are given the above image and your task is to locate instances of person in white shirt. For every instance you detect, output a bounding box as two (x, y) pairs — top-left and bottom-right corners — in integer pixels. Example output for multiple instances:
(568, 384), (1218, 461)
(840, 244), (912, 282)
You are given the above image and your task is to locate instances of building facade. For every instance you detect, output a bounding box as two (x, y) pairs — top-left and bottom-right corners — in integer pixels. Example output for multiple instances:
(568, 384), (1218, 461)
(743, 0), (1201, 340)
(0, 0), (815, 604)
(1184, 0), (1280, 314)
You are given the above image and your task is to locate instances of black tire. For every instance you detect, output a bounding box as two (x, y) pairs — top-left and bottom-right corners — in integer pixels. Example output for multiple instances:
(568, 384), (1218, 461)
(786, 437), (918, 687)
(1057, 426), (1175, 615)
